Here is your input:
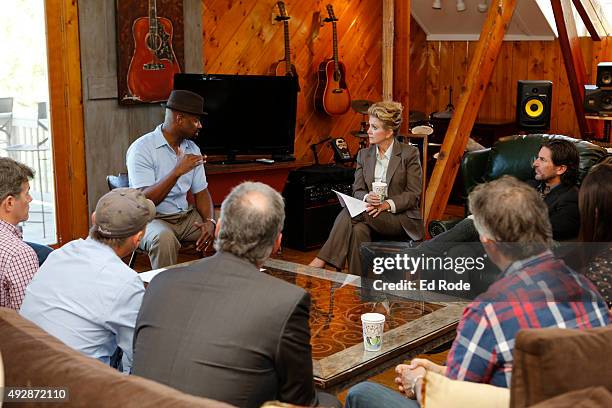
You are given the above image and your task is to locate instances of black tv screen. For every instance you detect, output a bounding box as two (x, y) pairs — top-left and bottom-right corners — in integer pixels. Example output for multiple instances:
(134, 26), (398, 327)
(173, 73), (298, 161)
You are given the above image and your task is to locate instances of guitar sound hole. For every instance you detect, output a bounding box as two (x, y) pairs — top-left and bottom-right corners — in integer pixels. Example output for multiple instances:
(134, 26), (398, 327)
(145, 33), (162, 52)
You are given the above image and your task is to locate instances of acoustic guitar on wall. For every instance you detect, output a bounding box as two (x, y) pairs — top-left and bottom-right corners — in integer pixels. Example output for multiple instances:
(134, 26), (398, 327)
(270, 1), (300, 91)
(126, 0), (181, 103)
(314, 4), (351, 116)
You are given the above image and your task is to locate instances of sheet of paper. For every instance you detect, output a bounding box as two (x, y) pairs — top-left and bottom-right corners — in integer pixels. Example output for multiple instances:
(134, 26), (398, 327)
(333, 190), (367, 218)
(139, 268), (167, 283)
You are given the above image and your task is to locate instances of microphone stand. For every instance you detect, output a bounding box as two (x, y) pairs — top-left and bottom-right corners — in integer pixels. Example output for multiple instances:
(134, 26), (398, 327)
(310, 137), (332, 164)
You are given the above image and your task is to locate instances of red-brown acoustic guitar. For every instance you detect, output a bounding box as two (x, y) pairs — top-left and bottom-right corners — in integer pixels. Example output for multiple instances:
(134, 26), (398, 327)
(127, 0), (181, 103)
(314, 4), (351, 116)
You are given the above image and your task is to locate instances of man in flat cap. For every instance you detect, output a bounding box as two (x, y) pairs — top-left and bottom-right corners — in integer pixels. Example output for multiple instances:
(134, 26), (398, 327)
(21, 188), (155, 373)
(126, 89), (215, 269)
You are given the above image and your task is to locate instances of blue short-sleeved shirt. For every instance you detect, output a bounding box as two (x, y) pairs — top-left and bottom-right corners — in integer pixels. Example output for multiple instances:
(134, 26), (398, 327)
(126, 125), (208, 215)
(20, 238), (145, 373)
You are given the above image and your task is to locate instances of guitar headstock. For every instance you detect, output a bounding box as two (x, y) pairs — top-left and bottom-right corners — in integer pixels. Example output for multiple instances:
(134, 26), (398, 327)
(325, 4), (338, 22)
(276, 1), (289, 20)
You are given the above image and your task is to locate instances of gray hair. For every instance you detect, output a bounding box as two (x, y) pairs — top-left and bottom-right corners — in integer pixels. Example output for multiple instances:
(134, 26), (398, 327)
(214, 182), (285, 265)
(0, 157), (34, 204)
(469, 176), (552, 261)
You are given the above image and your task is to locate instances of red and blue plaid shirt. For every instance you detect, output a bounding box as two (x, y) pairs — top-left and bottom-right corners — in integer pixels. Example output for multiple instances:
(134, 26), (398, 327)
(0, 220), (39, 310)
(445, 250), (609, 387)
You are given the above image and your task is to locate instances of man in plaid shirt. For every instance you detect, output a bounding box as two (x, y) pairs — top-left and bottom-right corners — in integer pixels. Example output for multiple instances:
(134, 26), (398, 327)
(345, 176), (609, 408)
(0, 158), (39, 310)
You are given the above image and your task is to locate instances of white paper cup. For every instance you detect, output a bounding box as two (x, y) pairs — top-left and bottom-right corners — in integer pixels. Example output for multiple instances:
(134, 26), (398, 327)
(371, 181), (388, 201)
(361, 313), (386, 352)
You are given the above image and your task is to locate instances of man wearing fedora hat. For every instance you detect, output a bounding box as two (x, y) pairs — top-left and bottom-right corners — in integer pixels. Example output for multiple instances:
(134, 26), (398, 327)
(126, 89), (215, 269)
(21, 188), (155, 373)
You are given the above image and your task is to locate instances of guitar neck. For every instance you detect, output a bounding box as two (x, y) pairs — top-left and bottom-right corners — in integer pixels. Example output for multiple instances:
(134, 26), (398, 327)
(283, 20), (292, 71)
(332, 21), (339, 71)
(149, 0), (158, 33)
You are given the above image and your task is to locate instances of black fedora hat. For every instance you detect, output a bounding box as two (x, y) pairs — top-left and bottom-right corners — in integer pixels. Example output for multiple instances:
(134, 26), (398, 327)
(165, 90), (207, 115)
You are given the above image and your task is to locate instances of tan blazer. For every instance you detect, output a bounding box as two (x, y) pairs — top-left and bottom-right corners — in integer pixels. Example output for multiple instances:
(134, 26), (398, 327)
(353, 140), (424, 240)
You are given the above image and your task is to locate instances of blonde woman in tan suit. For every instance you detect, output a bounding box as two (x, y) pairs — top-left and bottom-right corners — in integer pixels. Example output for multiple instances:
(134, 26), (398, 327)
(309, 101), (424, 275)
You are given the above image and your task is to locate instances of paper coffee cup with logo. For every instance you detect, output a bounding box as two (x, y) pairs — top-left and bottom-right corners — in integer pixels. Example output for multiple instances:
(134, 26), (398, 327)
(371, 181), (388, 201)
(361, 313), (385, 352)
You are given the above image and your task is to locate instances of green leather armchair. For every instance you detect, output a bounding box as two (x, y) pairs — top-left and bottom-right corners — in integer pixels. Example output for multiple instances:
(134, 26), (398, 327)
(429, 134), (608, 236)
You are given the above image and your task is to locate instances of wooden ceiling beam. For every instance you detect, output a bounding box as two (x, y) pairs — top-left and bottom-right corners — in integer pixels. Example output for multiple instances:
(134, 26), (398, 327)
(551, 0), (592, 139)
(571, 0), (611, 40)
(424, 0), (517, 224)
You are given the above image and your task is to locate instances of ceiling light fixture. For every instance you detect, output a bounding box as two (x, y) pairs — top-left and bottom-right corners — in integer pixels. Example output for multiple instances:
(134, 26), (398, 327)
(432, 0), (442, 9)
(478, 0), (488, 12)
(456, 0), (466, 12)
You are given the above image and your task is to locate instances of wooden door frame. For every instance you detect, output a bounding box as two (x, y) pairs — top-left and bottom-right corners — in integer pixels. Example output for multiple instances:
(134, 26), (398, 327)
(44, 0), (89, 245)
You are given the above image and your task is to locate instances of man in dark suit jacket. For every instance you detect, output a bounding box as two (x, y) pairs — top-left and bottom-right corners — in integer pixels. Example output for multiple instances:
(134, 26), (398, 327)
(132, 182), (339, 408)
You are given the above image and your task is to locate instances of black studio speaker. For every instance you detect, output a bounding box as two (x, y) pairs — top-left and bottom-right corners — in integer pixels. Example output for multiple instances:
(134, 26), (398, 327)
(584, 85), (612, 115)
(596, 62), (612, 89)
(516, 80), (553, 131)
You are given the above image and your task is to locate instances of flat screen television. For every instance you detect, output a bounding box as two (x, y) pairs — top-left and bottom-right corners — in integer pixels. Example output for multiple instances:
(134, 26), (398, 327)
(173, 73), (298, 164)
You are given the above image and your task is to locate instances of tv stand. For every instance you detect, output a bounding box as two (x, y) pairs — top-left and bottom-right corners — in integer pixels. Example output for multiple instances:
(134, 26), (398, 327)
(204, 159), (312, 205)
(271, 153), (296, 162)
(207, 153), (254, 165)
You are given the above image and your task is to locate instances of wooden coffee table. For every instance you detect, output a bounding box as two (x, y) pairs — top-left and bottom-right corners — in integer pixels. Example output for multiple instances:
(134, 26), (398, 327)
(140, 258), (466, 394)
(263, 259), (465, 393)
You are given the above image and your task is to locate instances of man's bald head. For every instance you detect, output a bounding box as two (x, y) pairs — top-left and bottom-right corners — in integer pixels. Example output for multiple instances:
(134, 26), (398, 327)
(214, 182), (285, 265)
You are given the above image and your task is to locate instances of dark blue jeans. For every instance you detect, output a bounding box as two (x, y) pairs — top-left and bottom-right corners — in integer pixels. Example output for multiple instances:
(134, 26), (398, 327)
(25, 241), (53, 266)
(345, 382), (419, 408)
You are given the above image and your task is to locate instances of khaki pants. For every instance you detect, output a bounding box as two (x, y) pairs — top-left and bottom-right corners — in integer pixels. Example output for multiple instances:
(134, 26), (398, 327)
(140, 208), (203, 269)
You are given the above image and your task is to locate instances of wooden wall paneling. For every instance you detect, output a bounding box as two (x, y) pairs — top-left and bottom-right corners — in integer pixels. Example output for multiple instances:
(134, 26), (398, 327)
(425, 41), (440, 117)
(527, 41), (546, 79)
(509, 41), (529, 125)
(409, 17), (428, 115)
(204, 1), (259, 71)
(497, 43), (513, 122)
(437, 42), (454, 113)
(207, 2), (270, 74)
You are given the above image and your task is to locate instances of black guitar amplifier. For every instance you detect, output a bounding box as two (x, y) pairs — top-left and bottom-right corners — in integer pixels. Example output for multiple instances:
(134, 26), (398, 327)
(282, 165), (354, 251)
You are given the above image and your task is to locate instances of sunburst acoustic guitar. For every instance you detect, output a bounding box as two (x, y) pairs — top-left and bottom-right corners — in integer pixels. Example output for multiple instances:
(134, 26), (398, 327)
(314, 4), (351, 116)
